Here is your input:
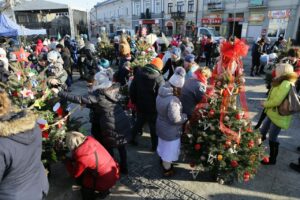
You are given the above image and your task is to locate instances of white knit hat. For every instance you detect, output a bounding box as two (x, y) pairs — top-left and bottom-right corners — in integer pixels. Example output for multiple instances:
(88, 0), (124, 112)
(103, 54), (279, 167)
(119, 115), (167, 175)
(169, 67), (186, 88)
(93, 68), (113, 91)
(47, 50), (59, 63)
(275, 63), (294, 78)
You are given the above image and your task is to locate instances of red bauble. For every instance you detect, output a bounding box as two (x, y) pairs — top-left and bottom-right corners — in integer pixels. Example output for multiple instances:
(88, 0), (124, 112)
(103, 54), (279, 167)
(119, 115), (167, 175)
(42, 131), (49, 139)
(262, 157), (269, 164)
(244, 172), (250, 182)
(235, 113), (242, 120)
(248, 140), (255, 148)
(231, 160), (239, 168)
(190, 162), (195, 168)
(208, 109), (215, 117)
(194, 144), (201, 151)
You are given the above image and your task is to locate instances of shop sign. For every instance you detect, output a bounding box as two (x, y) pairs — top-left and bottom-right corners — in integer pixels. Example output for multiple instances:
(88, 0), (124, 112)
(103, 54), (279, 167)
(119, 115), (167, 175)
(227, 17), (244, 22)
(249, 0), (263, 6)
(201, 18), (222, 24)
(249, 14), (264, 22)
(268, 10), (290, 19)
(142, 20), (155, 24)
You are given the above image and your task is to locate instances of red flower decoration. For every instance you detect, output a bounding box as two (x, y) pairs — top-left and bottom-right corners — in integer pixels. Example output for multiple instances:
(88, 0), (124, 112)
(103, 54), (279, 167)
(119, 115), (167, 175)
(14, 47), (30, 62)
(244, 171), (250, 182)
(248, 140), (255, 148)
(42, 131), (49, 139)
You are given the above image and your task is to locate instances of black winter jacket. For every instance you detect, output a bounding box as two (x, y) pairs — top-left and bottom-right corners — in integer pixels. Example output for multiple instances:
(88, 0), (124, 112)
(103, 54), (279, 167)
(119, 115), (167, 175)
(130, 64), (165, 114)
(0, 111), (49, 200)
(162, 58), (184, 80)
(59, 84), (131, 148)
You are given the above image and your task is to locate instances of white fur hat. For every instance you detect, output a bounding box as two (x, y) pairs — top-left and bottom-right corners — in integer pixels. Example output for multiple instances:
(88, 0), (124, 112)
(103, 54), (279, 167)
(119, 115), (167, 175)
(47, 50), (59, 63)
(93, 68), (113, 90)
(169, 67), (186, 88)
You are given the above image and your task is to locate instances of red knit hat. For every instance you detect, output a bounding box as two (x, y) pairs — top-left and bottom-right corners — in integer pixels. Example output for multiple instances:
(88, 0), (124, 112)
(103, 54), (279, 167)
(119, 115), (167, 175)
(151, 57), (163, 71)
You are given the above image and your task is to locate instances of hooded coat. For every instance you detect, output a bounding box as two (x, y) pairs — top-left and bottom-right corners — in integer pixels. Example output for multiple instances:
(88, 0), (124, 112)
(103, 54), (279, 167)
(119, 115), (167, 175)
(0, 111), (49, 200)
(263, 73), (298, 129)
(130, 64), (165, 114)
(156, 82), (187, 141)
(66, 136), (119, 191)
(58, 84), (131, 148)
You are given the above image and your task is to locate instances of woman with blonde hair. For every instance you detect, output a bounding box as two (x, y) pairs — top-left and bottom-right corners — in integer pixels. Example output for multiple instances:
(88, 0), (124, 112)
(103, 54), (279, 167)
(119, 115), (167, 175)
(65, 131), (119, 200)
(260, 63), (298, 165)
(180, 66), (212, 119)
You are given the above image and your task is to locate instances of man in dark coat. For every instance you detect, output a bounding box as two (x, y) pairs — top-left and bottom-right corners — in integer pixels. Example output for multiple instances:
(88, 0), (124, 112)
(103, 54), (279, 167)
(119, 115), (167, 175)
(162, 47), (184, 80)
(130, 58), (165, 150)
(0, 90), (49, 200)
(57, 44), (73, 87)
(251, 38), (265, 76)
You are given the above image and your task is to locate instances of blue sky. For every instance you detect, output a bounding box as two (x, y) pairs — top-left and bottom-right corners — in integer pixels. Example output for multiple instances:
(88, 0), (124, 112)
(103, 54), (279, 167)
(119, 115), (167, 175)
(49, 0), (103, 11)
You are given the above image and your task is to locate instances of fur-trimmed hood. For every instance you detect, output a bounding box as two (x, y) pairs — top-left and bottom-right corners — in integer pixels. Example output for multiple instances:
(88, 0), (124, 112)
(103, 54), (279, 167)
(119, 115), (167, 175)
(0, 111), (37, 144)
(272, 72), (298, 87)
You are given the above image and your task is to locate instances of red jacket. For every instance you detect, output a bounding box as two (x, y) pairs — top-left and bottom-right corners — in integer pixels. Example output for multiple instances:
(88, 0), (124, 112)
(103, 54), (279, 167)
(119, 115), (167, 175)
(66, 136), (119, 191)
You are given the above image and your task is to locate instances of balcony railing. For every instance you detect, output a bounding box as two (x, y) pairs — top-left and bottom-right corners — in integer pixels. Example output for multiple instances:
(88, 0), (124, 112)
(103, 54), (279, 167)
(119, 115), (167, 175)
(171, 12), (185, 20)
(249, 0), (268, 8)
(140, 12), (151, 19)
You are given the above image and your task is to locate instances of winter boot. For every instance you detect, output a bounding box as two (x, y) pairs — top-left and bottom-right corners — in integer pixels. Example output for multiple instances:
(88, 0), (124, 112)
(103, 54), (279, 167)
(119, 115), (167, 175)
(262, 141), (279, 165)
(289, 162), (300, 173)
(163, 165), (174, 177)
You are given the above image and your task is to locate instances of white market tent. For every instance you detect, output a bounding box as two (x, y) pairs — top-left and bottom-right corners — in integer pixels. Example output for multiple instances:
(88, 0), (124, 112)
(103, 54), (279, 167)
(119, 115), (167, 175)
(0, 13), (47, 37)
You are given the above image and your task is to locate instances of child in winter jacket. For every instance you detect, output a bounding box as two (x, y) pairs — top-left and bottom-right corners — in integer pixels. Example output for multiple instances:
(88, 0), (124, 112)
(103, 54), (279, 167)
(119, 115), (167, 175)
(65, 132), (119, 200)
(156, 67), (188, 176)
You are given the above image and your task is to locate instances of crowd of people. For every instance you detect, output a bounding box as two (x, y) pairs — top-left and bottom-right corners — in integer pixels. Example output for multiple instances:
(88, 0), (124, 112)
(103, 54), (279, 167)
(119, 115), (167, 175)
(0, 32), (300, 200)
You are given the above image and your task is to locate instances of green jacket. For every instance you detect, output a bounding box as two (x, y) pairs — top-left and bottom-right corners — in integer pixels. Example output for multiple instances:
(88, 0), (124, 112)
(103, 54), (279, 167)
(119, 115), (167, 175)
(264, 73), (297, 129)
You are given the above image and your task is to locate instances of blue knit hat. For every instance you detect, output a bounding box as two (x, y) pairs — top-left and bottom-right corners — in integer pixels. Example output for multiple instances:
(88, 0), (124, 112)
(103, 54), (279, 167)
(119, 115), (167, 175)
(171, 47), (181, 57)
(98, 59), (110, 69)
(184, 54), (195, 63)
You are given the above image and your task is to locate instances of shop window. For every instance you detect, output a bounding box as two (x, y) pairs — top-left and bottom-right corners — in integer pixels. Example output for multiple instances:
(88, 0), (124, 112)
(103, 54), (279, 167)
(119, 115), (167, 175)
(177, 1), (184, 12)
(188, 1), (194, 13)
(155, 0), (161, 13)
(18, 15), (28, 23)
(168, 3), (173, 14)
(267, 18), (288, 38)
(144, 0), (151, 12)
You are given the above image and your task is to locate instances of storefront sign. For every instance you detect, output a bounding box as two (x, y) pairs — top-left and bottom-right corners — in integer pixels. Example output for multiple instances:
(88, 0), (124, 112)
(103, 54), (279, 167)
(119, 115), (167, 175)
(268, 10), (290, 19)
(249, 14), (264, 22)
(141, 20), (155, 24)
(249, 0), (263, 6)
(201, 18), (222, 24)
(227, 17), (244, 22)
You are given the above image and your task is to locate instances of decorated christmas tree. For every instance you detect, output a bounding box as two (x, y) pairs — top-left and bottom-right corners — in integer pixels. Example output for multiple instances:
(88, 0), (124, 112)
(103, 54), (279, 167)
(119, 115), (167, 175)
(183, 38), (265, 184)
(97, 32), (115, 61)
(131, 38), (156, 68)
(1, 48), (82, 170)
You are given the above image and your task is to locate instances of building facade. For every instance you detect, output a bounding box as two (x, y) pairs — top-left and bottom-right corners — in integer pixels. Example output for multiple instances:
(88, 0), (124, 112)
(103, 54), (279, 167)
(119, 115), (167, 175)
(93, 0), (132, 35)
(131, 0), (164, 35)
(13, 0), (88, 39)
(199, 0), (300, 42)
(163, 0), (199, 36)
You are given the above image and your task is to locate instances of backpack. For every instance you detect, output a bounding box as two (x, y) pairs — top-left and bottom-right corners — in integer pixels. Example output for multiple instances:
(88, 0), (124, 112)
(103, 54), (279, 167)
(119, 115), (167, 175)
(278, 85), (300, 116)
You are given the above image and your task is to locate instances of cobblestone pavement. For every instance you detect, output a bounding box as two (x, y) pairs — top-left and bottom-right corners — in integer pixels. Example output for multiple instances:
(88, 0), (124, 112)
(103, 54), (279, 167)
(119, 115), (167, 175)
(47, 54), (300, 200)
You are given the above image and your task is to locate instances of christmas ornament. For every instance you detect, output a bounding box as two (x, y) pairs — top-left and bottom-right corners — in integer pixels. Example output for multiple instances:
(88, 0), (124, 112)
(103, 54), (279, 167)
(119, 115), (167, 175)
(216, 81), (222, 87)
(225, 140), (232, 148)
(231, 160), (239, 168)
(248, 140), (255, 148)
(208, 153), (217, 164)
(200, 156), (206, 161)
(37, 119), (48, 130)
(209, 109), (215, 117)
(224, 115), (230, 121)
(217, 155), (223, 161)
(53, 102), (63, 118)
(243, 172), (250, 182)
(16, 72), (22, 81)
(42, 130), (49, 139)
(14, 47), (30, 62)
(257, 138), (262, 145)
(194, 144), (201, 151)
(262, 157), (269, 164)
